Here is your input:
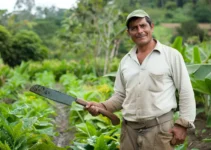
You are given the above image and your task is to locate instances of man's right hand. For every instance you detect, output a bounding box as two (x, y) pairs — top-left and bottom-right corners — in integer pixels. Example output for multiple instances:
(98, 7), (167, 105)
(85, 102), (107, 116)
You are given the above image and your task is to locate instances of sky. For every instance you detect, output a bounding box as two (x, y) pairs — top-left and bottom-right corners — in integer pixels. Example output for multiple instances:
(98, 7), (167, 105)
(0, 0), (77, 12)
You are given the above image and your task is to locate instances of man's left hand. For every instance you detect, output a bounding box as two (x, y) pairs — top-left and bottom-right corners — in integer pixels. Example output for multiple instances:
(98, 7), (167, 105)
(169, 124), (187, 145)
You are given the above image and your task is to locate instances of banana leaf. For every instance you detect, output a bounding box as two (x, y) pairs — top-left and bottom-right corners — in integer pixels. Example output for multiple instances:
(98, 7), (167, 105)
(187, 64), (211, 94)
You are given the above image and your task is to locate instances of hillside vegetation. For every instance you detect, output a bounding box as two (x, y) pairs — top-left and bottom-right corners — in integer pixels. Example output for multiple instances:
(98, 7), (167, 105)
(0, 0), (211, 149)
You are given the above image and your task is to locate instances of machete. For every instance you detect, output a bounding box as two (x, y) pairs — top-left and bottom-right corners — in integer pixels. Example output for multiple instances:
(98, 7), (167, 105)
(29, 84), (120, 125)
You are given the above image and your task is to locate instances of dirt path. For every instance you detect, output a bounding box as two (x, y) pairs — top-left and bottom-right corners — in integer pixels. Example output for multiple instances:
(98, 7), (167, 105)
(53, 103), (75, 149)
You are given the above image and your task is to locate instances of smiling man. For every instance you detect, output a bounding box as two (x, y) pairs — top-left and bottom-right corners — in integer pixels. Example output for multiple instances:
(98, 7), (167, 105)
(86, 9), (196, 150)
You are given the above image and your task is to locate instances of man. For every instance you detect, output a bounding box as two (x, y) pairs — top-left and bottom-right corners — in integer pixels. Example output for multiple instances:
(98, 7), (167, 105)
(86, 9), (196, 150)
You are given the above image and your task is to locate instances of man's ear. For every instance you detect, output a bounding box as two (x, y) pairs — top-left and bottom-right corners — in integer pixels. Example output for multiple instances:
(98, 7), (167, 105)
(151, 23), (154, 30)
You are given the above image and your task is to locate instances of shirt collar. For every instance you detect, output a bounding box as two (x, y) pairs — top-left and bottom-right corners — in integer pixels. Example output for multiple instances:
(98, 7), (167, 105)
(128, 39), (163, 57)
(154, 40), (163, 53)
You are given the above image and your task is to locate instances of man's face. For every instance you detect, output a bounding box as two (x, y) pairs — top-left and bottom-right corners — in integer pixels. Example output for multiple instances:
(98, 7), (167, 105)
(127, 17), (154, 47)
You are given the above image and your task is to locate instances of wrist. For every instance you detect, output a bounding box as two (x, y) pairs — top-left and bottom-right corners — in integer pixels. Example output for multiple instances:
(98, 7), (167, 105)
(99, 103), (107, 110)
(174, 123), (187, 130)
(175, 118), (194, 128)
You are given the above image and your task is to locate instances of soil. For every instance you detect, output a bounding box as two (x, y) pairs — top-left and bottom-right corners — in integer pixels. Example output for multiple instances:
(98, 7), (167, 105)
(53, 103), (75, 149)
(187, 113), (211, 150)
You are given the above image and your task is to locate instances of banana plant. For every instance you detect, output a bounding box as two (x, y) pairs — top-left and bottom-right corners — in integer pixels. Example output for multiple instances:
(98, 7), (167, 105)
(187, 64), (211, 127)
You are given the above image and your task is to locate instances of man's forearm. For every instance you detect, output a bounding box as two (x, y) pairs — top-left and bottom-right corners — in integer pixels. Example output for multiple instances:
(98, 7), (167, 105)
(101, 93), (124, 112)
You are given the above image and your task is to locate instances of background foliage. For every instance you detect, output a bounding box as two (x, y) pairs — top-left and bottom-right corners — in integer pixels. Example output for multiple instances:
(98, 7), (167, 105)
(0, 0), (211, 149)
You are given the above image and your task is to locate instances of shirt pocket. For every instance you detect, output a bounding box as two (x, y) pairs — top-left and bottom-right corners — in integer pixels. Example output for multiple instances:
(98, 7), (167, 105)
(147, 72), (164, 92)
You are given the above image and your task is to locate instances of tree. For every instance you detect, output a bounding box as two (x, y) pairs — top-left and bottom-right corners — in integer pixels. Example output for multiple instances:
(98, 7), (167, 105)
(58, 0), (125, 75)
(14, 0), (35, 12)
(33, 7), (67, 50)
(0, 29), (48, 67)
(193, 4), (211, 22)
(0, 25), (12, 58)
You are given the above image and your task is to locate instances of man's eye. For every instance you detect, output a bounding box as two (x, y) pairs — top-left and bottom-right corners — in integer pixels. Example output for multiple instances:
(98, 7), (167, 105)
(140, 24), (146, 28)
(130, 27), (136, 31)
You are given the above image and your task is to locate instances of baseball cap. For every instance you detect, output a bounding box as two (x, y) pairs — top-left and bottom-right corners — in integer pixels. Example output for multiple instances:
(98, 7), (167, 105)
(126, 9), (150, 26)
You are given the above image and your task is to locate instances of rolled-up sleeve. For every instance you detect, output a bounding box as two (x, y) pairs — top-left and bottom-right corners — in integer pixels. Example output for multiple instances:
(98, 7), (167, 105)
(102, 63), (126, 112)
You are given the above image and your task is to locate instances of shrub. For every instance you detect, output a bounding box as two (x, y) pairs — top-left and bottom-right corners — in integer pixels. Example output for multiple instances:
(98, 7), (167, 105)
(1, 30), (48, 67)
(0, 25), (11, 57)
(165, 1), (177, 10)
(175, 20), (207, 43)
(193, 4), (211, 23)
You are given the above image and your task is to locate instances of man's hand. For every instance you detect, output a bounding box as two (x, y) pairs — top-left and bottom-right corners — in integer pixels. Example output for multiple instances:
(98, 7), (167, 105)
(85, 102), (106, 116)
(169, 124), (187, 145)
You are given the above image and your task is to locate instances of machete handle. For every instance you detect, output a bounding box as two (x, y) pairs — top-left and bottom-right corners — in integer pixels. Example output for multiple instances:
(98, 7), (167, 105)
(76, 98), (120, 125)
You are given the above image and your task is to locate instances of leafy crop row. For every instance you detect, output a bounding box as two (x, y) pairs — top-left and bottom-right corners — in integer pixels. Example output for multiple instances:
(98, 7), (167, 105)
(0, 37), (211, 149)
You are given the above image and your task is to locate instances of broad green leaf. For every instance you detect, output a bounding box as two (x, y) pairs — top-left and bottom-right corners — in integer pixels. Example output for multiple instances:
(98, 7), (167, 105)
(84, 113), (110, 125)
(70, 142), (91, 150)
(205, 72), (211, 93)
(172, 36), (191, 63)
(103, 128), (121, 139)
(172, 36), (183, 53)
(104, 135), (119, 142)
(186, 64), (200, 74)
(14, 136), (28, 150)
(84, 121), (97, 136)
(22, 117), (38, 130)
(87, 136), (97, 146)
(84, 113), (97, 121)
(191, 65), (211, 80)
(71, 102), (84, 111)
(94, 135), (108, 150)
(192, 46), (201, 64)
(196, 108), (204, 115)
(15, 62), (30, 74)
(83, 91), (104, 102)
(34, 127), (55, 136)
(33, 71), (55, 87)
(181, 47), (191, 63)
(12, 121), (23, 140)
(76, 122), (97, 137)
(190, 77), (210, 94)
(96, 122), (107, 129)
(34, 121), (53, 127)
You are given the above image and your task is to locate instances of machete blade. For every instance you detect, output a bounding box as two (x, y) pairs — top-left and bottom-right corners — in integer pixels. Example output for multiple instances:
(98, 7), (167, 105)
(30, 84), (121, 125)
(30, 84), (76, 105)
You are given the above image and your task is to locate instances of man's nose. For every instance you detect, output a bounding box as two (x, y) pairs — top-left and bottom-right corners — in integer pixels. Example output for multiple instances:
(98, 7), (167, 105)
(136, 26), (143, 33)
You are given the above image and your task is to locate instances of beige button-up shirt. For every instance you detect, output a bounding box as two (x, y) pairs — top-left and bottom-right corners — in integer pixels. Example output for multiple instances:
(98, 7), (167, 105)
(103, 40), (196, 126)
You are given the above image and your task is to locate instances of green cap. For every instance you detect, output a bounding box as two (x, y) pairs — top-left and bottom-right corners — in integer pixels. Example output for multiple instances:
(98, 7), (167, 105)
(126, 9), (150, 25)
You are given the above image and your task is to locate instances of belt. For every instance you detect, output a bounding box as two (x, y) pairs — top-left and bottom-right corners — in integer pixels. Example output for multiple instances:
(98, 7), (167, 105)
(123, 111), (173, 130)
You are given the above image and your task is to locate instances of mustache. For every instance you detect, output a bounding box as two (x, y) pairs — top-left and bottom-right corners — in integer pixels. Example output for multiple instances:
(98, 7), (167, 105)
(136, 33), (145, 38)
